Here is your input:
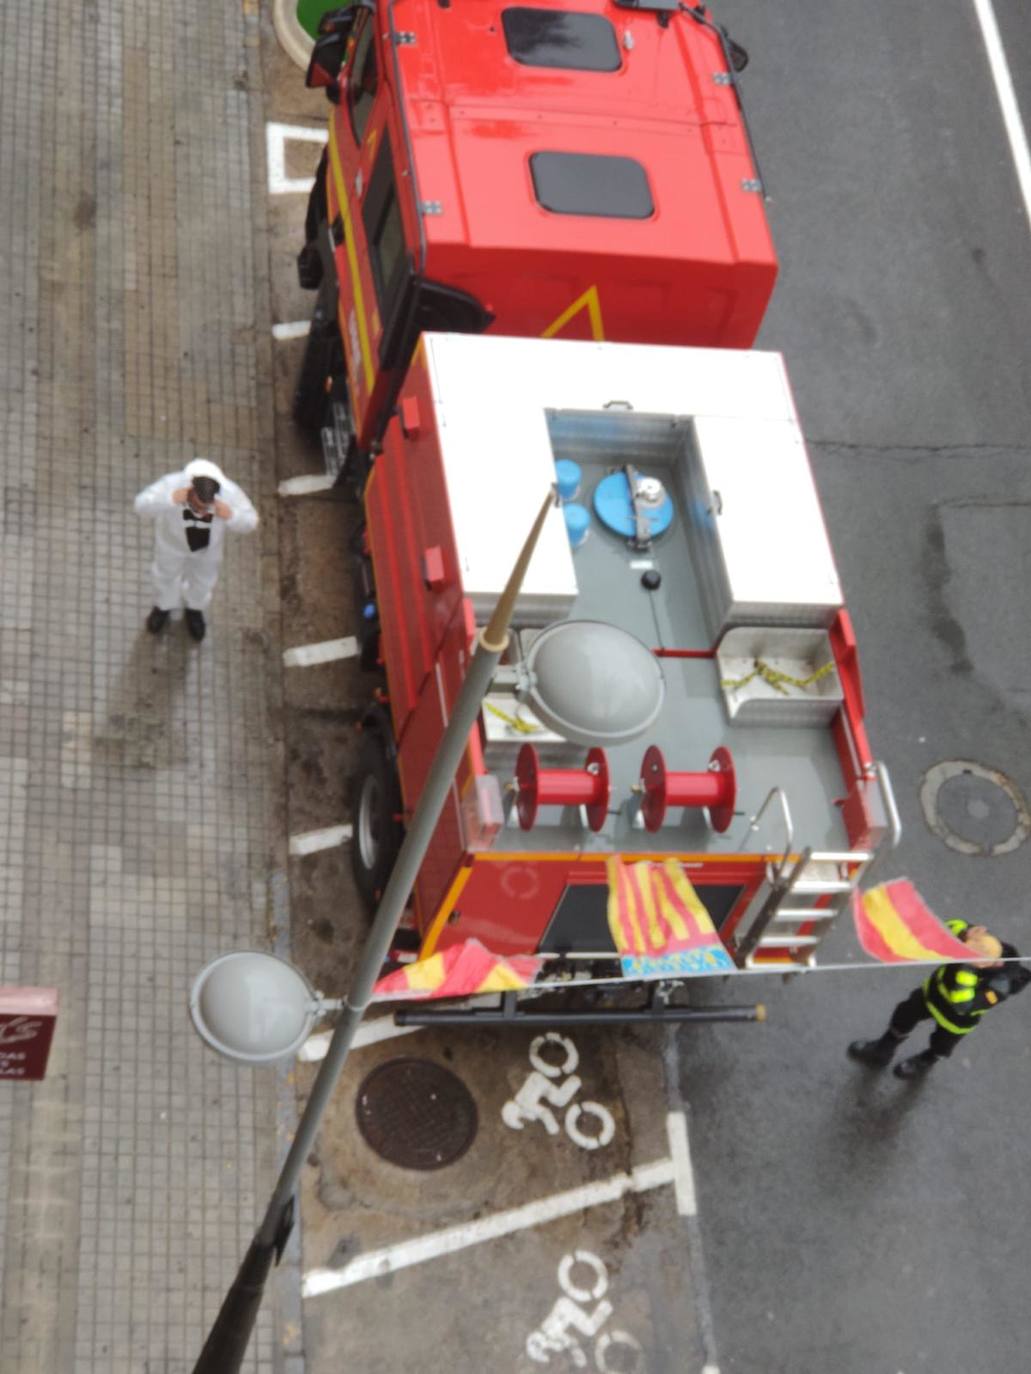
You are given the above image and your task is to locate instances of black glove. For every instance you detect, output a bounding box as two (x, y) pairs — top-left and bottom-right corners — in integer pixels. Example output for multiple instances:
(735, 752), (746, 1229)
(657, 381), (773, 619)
(1006, 964), (1031, 995)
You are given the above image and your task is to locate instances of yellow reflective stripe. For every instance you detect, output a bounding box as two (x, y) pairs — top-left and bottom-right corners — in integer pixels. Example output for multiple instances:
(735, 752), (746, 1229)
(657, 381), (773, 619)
(955, 969), (978, 986)
(926, 1002), (977, 1035)
(946, 919), (969, 936)
(947, 989), (975, 1002)
(327, 117), (375, 395)
(541, 285), (605, 341)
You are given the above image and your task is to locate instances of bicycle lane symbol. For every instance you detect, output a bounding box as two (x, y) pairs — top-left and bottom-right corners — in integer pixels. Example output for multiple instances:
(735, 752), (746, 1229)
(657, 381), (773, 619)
(501, 1033), (616, 1151)
(526, 1250), (645, 1371)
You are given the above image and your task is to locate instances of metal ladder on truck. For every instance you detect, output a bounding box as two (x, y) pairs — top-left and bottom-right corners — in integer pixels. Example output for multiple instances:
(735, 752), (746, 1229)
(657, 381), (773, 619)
(726, 776), (899, 968)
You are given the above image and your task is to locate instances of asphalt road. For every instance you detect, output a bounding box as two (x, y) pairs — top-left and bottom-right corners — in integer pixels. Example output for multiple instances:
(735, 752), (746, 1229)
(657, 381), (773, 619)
(676, 4), (1031, 1371)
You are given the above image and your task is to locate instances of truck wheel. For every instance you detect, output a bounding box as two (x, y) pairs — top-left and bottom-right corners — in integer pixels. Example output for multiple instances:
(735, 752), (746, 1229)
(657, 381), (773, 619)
(293, 310), (337, 433)
(351, 731), (403, 912)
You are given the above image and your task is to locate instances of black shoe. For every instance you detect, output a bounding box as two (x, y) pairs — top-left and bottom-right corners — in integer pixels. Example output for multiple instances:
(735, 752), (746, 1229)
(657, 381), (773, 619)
(146, 607), (170, 634)
(894, 1052), (936, 1080)
(185, 610), (206, 642)
(847, 1038), (895, 1069)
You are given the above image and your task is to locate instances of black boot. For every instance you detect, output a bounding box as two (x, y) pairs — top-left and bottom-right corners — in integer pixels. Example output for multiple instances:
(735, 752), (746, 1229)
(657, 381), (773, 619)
(847, 1032), (900, 1068)
(146, 606), (170, 634)
(894, 1049), (938, 1080)
(185, 610), (206, 642)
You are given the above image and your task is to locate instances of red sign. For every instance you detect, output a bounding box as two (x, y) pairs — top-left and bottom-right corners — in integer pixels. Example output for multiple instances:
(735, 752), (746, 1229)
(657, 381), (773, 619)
(0, 988), (59, 1081)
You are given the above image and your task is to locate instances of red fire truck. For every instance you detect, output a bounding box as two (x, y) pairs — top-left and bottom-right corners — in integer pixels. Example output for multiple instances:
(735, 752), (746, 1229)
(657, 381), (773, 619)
(295, 1), (899, 1024)
(294, 0), (774, 468)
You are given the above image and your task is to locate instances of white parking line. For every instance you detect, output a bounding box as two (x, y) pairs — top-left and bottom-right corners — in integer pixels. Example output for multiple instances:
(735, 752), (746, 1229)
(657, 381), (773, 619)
(266, 120), (327, 195)
(971, 0), (1031, 231)
(272, 320), (312, 341)
(665, 1110), (697, 1217)
(279, 474), (336, 496)
(283, 637), (359, 668)
(298, 1018), (423, 1062)
(303, 1157), (677, 1297)
(288, 824), (352, 857)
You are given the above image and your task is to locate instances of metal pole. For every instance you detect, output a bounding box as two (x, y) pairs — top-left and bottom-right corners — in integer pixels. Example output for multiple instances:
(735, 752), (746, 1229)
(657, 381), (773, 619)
(192, 489), (556, 1373)
(395, 1003), (766, 1027)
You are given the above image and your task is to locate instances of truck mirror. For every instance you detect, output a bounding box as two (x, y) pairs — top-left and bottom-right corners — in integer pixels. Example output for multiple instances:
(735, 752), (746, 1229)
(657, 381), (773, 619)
(305, 30), (350, 94)
(316, 6), (358, 36)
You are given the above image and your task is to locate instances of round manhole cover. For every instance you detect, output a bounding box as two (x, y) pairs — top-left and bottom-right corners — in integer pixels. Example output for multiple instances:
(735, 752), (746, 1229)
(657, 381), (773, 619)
(920, 761), (1030, 857)
(355, 1058), (478, 1170)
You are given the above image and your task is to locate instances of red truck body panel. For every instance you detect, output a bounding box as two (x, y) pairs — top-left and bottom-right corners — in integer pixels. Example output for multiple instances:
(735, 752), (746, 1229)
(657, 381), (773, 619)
(325, 0), (777, 451)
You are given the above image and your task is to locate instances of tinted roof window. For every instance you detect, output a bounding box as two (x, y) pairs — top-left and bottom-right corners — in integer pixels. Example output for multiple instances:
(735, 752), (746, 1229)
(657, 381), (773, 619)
(531, 152), (653, 219)
(502, 8), (620, 72)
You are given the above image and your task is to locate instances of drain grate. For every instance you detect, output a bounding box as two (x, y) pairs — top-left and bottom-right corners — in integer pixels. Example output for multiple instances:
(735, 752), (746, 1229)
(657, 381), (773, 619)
(921, 760), (1030, 857)
(355, 1057), (478, 1170)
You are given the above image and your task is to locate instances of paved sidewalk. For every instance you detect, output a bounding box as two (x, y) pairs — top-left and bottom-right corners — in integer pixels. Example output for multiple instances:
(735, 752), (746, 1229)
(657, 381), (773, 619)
(0, 3), (292, 1370)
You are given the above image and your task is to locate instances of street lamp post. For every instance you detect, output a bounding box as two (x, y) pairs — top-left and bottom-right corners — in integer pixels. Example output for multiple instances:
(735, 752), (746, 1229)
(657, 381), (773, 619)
(191, 489), (557, 1373)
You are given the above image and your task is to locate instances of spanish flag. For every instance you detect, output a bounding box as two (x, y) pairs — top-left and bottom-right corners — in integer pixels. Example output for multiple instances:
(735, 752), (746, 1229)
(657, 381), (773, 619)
(852, 880), (972, 963)
(372, 938), (543, 1002)
(606, 858), (735, 979)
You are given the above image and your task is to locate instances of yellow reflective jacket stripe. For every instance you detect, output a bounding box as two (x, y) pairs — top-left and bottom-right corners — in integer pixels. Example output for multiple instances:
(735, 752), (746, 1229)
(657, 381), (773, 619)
(923, 968), (986, 1034)
(925, 1000), (980, 1035)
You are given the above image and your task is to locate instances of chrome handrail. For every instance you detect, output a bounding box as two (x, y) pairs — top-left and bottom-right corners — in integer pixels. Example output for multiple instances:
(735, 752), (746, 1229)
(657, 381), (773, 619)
(875, 760), (902, 849)
(737, 786), (794, 883)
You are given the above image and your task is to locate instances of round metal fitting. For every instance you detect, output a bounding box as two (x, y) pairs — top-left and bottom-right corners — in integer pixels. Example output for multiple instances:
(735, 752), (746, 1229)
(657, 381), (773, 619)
(920, 760), (1030, 857)
(355, 1058), (478, 1171)
(522, 620), (665, 747)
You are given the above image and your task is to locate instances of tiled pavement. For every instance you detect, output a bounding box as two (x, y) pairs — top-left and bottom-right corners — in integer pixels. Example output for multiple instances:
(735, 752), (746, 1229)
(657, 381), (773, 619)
(0, 2), (294, 1370)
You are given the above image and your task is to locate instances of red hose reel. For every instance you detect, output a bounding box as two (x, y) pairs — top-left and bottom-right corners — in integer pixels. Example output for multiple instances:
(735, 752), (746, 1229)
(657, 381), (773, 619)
(513, 742), (736, 834)
(515, 744), (610, 832)
(638, 744), (736, 833)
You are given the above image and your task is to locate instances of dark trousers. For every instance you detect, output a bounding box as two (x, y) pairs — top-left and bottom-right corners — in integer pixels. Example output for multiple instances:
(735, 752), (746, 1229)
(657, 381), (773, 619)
(889, 986), (966, 1058)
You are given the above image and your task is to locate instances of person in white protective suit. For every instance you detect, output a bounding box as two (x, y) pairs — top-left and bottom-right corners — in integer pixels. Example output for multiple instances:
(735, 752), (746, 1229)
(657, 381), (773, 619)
(134, 458), (258, 641)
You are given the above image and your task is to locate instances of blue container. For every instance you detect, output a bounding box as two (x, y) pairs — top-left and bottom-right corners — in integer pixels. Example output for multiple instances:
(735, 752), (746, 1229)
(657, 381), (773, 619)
(563, 502), (590, 550)
(554, 459), (582, 503)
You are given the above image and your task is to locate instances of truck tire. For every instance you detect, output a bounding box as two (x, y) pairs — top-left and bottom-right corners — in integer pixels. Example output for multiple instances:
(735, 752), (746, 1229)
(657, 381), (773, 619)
(293, 308), (337, 433)
(351, 729), (404, 912)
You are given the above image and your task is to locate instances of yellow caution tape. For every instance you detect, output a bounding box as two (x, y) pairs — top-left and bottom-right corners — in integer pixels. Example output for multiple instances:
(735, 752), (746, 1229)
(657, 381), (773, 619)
(720, 659), (837, 696)
(485, 702), (540, 734)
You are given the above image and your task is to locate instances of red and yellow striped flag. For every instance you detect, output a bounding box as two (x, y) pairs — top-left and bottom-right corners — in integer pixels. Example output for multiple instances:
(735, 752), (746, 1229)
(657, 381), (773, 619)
(373, 938), (543, 1002)
(852, 879), (971, 963)
(606, 858), (735, 978)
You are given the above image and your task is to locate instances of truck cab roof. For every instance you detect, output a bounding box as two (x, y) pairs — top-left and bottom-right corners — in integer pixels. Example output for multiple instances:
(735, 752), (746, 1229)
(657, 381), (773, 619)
(389, 0), (776, 344)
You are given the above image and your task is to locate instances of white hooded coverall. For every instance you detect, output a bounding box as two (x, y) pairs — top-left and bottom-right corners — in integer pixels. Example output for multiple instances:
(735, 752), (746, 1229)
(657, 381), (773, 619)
(134, 459), (258, 612)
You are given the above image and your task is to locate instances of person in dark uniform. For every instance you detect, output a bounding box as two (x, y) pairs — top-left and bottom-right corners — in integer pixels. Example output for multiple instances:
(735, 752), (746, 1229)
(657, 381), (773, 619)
(848, 919), (1031, 1079)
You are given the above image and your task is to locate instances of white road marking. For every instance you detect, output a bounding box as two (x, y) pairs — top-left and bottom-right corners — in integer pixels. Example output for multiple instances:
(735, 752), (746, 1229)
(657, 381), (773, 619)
(266, 120), (327, 195)
(558, 1251), (608, 1304)
(283, 637), (359, 668)
(596, 1330), (645, 1373)
(302, 1157), (677, 1297)
(288, 824), (352, 857)
(564, 1101), (616, 1152)
(666, 1110), (697, 1217)
(298, 1018), (423, 1061)
(278, 474), (336, 496)
(971, 0), (1031, 231)
(272, 320), (312, 341)
(702, 1366), (722, 1374)
(503, 1033), (617, 1149)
